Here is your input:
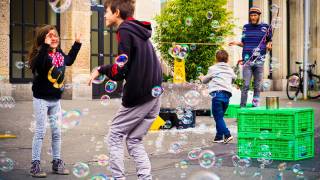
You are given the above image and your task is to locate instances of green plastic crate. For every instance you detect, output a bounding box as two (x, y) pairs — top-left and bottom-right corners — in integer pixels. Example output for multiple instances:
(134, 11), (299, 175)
(224, 104), (252, 118)
(237, 107), (314, 136)
(237, 133), (314, 160)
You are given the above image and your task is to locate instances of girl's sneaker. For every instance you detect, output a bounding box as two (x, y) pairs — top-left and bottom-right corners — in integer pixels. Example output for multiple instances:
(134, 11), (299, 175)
(52, 159), (70, 175)
(30, 160), (47, 178)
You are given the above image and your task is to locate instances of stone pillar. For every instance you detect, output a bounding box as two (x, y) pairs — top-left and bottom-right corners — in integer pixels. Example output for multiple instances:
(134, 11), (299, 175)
(288, 0), (304, 75)
(226, 0), (249, 67)
(309, 0), (320, 73)
(269, 0), (288, 91)
(60, 0), (92, 100)
(0, 0), (12, 96)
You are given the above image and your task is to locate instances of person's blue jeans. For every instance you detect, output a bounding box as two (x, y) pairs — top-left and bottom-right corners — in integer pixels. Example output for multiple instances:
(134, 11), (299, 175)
(210, 91), (231, 139)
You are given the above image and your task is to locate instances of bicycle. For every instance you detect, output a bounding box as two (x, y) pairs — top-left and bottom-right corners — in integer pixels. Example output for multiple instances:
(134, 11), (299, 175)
(286, 61), (320, 100)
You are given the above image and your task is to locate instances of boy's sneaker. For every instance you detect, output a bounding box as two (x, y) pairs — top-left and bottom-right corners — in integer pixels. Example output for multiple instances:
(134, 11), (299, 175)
(52, 159), (70, 175)
(213, 136), (224, 143)
(224, 134), (234, 144)
(30, 160), (47, 178)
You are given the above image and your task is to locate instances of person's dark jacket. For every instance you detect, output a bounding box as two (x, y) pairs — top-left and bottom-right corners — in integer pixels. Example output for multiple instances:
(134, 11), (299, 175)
(98, 18), (163, 107)
(31, 42), (81, 100)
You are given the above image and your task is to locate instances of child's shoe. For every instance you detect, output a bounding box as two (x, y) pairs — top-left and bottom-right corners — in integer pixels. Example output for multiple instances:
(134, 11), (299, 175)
(224, 134), (234, 144)
(252, 97), (260, 107)
(52, 159), (70, 175)
(30, 160), (47, 178)
(213, 136), (224, 143)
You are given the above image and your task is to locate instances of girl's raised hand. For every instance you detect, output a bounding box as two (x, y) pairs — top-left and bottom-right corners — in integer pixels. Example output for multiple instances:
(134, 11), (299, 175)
(75, 32), (82, 43)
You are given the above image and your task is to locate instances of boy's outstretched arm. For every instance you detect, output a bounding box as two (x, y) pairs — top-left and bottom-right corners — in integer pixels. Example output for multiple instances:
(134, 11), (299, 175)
(88, 29), (132, 85)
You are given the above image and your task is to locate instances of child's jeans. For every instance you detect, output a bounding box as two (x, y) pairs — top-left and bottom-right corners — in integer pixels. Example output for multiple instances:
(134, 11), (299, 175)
(32, 97), (62, 161)
(210, 91), (231, 139)
(107, 97), (160, 180)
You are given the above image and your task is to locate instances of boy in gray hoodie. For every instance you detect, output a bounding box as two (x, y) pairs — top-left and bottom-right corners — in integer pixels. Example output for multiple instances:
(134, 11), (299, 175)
(200, 50), (236, 143)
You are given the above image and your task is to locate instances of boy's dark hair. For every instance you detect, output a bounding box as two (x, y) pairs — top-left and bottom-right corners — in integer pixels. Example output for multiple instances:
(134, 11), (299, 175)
(104, 0), (135, 20)
(216, 50), (229, 63)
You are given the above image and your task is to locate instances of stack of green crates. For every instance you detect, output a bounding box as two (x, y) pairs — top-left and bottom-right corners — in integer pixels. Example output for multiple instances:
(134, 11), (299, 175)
(224, 104), (252, 118)
(237, 107), (314, 160)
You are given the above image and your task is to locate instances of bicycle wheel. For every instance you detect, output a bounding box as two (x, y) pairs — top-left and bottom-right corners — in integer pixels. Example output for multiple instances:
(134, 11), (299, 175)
(287, 73), (301, 100)
(307, 74), (320, 99)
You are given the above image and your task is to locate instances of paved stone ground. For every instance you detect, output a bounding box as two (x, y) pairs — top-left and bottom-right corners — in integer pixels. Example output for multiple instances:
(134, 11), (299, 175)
(0, 92), (319, 180)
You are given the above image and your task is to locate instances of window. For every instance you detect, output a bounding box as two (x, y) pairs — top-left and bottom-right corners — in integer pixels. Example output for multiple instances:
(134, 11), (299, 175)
(10, 0), (59, 83)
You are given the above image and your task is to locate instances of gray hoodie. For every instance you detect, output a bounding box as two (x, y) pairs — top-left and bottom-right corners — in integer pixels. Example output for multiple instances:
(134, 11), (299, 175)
(201, 62), (237, 94)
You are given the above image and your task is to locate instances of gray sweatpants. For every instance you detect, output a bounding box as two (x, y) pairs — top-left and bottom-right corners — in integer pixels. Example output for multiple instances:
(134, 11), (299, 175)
(240, 63), (264, 107)
(107, 97), (160, 180)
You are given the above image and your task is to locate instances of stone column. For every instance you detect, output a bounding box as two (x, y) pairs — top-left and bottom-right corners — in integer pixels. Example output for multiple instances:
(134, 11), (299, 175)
(269, 0), (288, 91)
(0, 0), (11, 96)
(288, 0), (304, 75)
(225, 0), (249, 67)
(60, 0), (92, 99)
(309, 0), (320, 73)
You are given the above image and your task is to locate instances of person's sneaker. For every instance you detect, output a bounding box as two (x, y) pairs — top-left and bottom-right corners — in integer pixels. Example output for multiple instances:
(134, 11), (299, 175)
(52, 159), (70, 175)
(213, 136), (224, 143)
(252, 98), (260, 107)
(224, 134), (234, 144)
(30, 160), (47, 178)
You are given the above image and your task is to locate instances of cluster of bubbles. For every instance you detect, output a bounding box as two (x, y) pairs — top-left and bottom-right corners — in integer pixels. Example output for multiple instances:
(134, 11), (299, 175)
(168, 44), (190, 60)
(48, 0), (72, 14)
(15, 61), (29, 69)
(0, 96), (16, 108)
(0, 153), (14, 173)
(232, 155), (252, 176)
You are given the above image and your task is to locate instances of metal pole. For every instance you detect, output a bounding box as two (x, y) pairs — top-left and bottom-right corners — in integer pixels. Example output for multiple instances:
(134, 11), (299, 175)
(303, 0), (310, 100)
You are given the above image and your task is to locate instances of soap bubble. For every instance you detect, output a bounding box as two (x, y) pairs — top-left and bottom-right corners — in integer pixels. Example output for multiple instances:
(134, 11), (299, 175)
(179, 160), (189, 169)
(100, 95), (111, 106)
(72, 162), (90, 178)
(151, 86), (163, 97)
(0, 157), (14, 172)
(15, 61), (25, 69)
(169, 142), (182, 154)
(207, 11), (213, 20)
(92, 67), (107, 85)
(115, 54), (128, 68)
(211, 20), (220, 28)
(188, 148), (202, 160)
(198, 150), (215, 169)
(105, 80), (117, 93)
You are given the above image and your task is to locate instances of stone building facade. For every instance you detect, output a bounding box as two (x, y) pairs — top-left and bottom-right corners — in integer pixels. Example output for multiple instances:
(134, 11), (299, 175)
(0, 0), (319, 100)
